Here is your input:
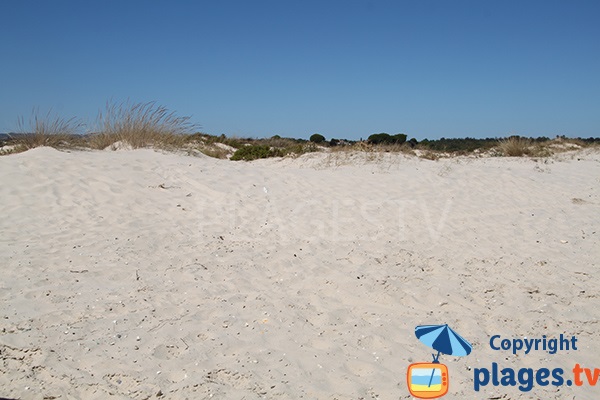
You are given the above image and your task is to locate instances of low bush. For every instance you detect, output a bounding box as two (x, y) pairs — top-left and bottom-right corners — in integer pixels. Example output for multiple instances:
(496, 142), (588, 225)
(310, 133), (326, 143)
(418, 137), (498, 153)
(367, 133), (407, 145)
(231, 145), (282, 161)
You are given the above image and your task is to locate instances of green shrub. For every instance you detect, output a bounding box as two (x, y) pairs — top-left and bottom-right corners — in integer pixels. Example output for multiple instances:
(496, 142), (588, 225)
(367, 133), (407, 145)
(392, 133), (407, 144)
(418, 137), (499, 153)
(310, 133), (326, 143)
(367, 133), (390, 144)
(231, 145), (281, 161)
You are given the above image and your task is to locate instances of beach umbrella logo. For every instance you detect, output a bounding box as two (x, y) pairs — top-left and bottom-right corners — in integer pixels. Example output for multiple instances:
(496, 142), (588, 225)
(407, 324), (473, 399)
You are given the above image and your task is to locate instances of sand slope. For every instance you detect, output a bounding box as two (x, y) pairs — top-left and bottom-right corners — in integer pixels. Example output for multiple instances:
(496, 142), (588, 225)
(1, 147), (599, 399)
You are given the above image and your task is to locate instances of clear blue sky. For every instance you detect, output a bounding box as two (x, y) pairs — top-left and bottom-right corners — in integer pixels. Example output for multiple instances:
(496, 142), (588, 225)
(1, 1), (599, 140)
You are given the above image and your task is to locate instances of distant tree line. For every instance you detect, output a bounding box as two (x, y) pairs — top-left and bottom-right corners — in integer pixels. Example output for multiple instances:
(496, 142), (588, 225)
(367, 133), (408, 145)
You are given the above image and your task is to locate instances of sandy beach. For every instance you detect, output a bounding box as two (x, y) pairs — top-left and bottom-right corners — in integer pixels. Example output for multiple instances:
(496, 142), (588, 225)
(1, 147), (599, 399)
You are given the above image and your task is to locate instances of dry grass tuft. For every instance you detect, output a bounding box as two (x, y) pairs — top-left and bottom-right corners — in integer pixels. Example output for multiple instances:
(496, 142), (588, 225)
(91, 101), (198, 150)
(352, 141), (372, 152)
(498, 137), (532, 157)
(197, 145), (232, 159)
(528, 144), (553, 158)
(16, 109), (84, 149)
(418, 150), (440, 161)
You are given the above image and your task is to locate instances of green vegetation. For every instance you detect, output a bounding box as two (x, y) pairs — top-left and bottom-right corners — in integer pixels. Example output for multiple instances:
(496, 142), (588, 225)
(230, 140), (318, 161)
(231, 145), (281, 161)
(418, 137), (499, 153)
(367, 133), (407, 145)
(310, 133), (326, 143)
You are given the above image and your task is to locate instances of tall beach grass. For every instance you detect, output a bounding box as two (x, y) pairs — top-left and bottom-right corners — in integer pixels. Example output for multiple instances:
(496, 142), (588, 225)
(16, 109), (84, 150)
(89, 101), (198, 150)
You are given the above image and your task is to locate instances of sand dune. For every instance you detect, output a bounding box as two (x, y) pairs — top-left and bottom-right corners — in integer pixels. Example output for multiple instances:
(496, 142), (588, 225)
(1, 147), (599, 399)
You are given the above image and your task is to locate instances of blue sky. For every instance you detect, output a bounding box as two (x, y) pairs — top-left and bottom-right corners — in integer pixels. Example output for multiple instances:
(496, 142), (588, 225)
(1, 1), (599, 140)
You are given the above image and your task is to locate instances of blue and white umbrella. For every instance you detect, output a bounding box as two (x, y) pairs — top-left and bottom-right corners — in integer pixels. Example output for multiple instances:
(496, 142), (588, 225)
(415, 324), (472, 360)
(415, 324), (473, 388)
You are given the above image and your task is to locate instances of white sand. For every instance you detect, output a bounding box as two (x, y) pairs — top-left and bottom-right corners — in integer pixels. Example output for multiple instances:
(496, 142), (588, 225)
(1, 147), (599, 399)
